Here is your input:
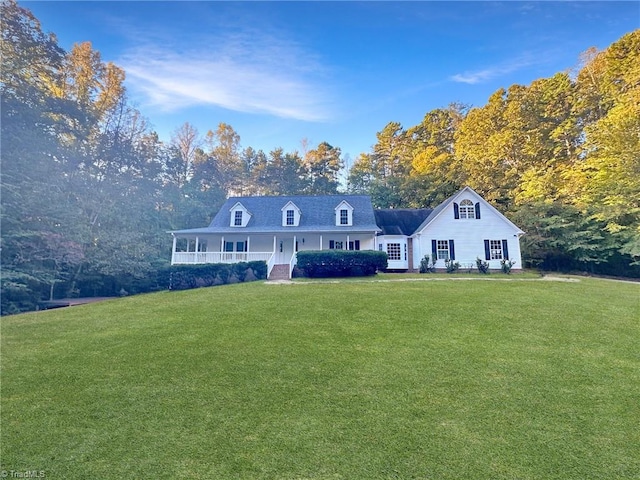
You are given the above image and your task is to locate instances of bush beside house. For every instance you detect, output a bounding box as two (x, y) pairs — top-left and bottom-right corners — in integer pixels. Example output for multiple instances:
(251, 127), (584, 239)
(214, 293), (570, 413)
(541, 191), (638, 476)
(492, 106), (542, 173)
(163, 262), (267, 291)
(296, 251), (388, 278)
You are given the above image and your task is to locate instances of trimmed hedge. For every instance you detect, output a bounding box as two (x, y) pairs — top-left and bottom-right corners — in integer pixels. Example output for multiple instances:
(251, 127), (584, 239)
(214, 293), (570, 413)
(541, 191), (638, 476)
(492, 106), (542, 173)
(162, 261), (267, 291)
(296, 250), (388, 278)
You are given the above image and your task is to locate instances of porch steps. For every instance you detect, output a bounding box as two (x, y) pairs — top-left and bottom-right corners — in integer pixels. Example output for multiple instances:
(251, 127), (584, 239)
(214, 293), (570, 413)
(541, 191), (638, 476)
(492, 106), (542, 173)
(269, 264), (291, 280)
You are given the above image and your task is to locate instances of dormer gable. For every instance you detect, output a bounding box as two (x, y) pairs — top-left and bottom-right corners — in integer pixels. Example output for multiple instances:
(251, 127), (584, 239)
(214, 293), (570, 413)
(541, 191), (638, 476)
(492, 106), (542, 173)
(281, 201), (301, 227)
(229, 202), (251, 227)
(410, 186), (525, 236)
(335, 200), (354, 226)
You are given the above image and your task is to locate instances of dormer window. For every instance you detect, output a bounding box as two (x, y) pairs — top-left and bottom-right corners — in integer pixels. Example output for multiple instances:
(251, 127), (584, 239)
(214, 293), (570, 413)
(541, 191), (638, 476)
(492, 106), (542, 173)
(230, 202), (251, 227)
(281, 201), (301, 227)
(340, 209), (349, 225)
(460, 199), (475, 219)
(335, 200), (354, 226)
(454, 199), (481, 220)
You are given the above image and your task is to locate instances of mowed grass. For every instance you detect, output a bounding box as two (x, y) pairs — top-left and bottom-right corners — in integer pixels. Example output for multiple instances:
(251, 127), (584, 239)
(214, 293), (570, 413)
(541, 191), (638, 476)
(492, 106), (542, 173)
(1, 277), (639, 479)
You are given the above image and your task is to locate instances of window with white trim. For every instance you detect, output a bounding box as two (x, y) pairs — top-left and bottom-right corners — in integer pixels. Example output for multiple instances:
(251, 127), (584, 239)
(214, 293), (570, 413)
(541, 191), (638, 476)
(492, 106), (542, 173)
(230, 203), (251, 227)
(436, 240), (450, 260)
(286, 209), (295, 225)
(489, 240), (503, 260)
(335, 201), (354, 226)
(282, 202), (300, 226)
(387, 243), (401, 261)
(340, 209), (349, 225)
(460, 199), (475, 219)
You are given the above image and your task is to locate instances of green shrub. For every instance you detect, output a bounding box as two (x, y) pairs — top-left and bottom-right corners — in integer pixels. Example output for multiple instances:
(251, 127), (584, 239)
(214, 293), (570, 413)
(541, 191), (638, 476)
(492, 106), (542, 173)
(445, 258), (460, 273)
(419, 254), (437, 273)
(476, 257), (490, 274)
(501, 259), (516, 274)
(164, 261), (267, 290)
(296, 250), (387, 278)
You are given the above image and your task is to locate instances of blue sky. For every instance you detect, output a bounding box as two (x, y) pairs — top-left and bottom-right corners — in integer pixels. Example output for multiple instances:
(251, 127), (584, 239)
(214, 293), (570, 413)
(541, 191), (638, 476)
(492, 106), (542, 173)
(24, 1), (639, 163)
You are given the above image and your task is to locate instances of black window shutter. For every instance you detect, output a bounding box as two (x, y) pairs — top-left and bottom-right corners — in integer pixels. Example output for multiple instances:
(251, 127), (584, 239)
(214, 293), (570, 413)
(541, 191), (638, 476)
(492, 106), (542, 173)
(453, 202), (460, 219)
(484, 240), (490, 260)
(502, 239), (509, 260)
(475, 202), (481, 219)
(449, 240), (455, 260)
(329, 240), (335, 249)
(431, 240), (437, 259)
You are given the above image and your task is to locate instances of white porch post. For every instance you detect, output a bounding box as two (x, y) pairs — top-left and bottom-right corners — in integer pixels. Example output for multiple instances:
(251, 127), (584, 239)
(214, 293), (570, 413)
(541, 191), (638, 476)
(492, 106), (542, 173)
(273, 235), (277, 254)
(172, 235), (177, 264)
(247, 236), (250, 253)
(195, 237), (199, 263)
(292, 235), (297, 278)
(221, 236), (225, 252)
(320, 235), (323, 250)
(347, 235), (350, 250)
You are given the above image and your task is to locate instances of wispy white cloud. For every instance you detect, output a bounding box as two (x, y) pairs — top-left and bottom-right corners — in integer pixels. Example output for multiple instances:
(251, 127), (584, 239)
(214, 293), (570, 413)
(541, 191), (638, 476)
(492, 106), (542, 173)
(119, 30), (333, 122)
(450, 54), (539, 85)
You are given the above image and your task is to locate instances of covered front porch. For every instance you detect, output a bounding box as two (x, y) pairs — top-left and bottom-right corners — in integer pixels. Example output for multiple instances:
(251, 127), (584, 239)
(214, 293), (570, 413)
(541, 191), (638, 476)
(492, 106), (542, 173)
(171, 232), (377, 279)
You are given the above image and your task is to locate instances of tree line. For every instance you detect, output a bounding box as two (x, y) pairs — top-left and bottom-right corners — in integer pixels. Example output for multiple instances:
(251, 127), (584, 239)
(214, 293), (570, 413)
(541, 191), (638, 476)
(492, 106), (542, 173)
(348, 32), (639, 276)
(1, 0), (638, 313)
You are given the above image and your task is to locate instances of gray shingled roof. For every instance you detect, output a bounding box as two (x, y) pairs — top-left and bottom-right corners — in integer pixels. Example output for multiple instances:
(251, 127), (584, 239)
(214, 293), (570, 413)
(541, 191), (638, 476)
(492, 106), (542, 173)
(374, 209), (433, 236)
(170, 187), (524, 237)
(171, 195), (381, 234)
(412, 193), (454, 232)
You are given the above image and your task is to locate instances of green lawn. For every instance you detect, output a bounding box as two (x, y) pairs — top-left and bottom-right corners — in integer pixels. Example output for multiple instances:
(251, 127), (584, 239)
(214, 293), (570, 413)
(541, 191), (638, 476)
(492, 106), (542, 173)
(1, 276), (639, 479)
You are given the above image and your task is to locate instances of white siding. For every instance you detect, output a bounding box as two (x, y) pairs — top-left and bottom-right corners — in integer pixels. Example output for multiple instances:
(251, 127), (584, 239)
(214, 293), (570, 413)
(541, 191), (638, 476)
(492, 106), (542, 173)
(413, 194), (523, 270)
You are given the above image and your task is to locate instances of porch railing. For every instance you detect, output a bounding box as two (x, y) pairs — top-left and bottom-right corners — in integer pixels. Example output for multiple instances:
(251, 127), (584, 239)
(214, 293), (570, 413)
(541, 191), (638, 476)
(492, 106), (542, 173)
(288, 252), (297, 279)
(171, 251), (273, 265)
(266, 252), (277, 279)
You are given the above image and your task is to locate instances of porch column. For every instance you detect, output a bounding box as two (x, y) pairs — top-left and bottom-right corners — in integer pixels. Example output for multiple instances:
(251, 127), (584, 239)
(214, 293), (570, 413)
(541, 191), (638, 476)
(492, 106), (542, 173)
(320, 235), (323, 250)
(247, 236), (250, 253)
(221, 237), (225, 252)
(172, 235), (177, 264)
(194, 237), (199, 264)
(347, 235), (350, 250)
(273, 235), (277, 254)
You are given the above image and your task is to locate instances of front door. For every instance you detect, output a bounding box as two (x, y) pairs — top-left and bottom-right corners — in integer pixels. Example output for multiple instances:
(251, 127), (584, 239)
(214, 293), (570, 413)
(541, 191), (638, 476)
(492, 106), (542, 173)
(276, 237), (294, 264)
